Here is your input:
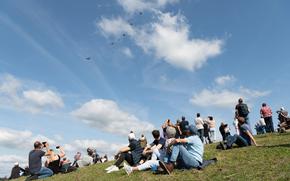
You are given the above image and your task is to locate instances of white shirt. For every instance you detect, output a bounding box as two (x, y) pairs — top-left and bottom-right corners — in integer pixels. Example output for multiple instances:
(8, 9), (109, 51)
(259, 118), (266, 126)
(195, 117), (204, 130)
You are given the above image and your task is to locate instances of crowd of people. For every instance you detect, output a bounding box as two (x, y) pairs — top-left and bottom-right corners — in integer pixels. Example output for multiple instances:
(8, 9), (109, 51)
(6, 98), (290, 180)
(6, 141), (108, 180)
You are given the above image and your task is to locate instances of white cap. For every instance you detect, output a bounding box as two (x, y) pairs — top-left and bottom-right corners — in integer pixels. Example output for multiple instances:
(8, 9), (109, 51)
(281, 107), (285, 111)
(14, 162), (19, 166)
(128, 133), (136, 140)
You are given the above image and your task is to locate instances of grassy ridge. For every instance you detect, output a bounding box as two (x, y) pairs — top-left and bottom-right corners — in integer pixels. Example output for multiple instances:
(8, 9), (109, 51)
(16, 133), (290, 181)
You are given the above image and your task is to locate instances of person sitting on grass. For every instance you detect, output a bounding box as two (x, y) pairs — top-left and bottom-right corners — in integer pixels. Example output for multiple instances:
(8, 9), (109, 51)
(159, 125), (204, 174)
(220, 117), (258, 150)
(9, 162), (25, 179)
(45, 146), (66, 174)
(219, 122), (231, 141)
(76, 149), (94, 168)
(143, 130), (166, 161)
(27, 141), (53, 180)
(123, 127), (177, 175)
(105, 132), (143, 173)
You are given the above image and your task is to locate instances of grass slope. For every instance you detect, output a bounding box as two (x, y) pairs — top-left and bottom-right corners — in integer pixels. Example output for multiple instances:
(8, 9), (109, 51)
(16, 133), (290, 181)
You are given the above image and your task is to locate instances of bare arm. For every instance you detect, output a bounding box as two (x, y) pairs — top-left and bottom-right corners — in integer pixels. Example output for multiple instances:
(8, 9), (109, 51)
(168, 138), (188, 147)
(245, 130), (258, 146)
(44, 143), (51, 156)
(118, 146), (130, 154)
(58, 147), (66, 158)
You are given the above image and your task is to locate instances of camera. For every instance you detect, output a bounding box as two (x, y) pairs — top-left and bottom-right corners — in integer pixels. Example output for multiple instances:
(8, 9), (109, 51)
(42, 142), (47, 147)
(56, 146), (60, 149)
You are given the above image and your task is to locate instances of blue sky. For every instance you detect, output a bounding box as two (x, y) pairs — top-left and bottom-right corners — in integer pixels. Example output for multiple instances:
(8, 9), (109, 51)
(1, 0), (290, 177)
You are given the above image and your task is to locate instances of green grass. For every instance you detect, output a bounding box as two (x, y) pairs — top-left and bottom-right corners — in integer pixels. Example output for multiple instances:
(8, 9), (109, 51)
(16, 133), (290, 181)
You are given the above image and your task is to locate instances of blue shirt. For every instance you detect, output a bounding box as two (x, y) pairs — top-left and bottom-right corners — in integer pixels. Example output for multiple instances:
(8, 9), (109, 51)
(185, 135), (204, 163)
(240, 124), (252, 145)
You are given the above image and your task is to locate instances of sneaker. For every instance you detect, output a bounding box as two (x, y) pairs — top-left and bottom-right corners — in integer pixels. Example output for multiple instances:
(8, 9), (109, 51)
(106, 165), (119, 173)
(105, 165), (114, 171)
(123, 163), (133, 176)
(159, 161), (174, 175)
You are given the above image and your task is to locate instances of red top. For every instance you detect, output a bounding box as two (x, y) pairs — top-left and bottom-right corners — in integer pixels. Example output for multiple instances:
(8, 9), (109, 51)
(260, 106), (272, 117)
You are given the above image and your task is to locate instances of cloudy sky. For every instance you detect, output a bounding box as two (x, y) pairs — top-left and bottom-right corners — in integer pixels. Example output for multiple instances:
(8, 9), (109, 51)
(1, 0), (290, 177)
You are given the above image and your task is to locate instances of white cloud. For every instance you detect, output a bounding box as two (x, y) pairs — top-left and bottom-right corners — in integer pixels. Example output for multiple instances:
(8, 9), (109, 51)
(64, 139), (125, 156)
(0, 127), (55, 150)
(23, 90), (64, 108)
(0, 74), (64, 114)
(215, 75), (236, 86)
(0, 155), (27, 177)
(0, 128), (32, 149)
(72, 99), (155, 136)
(136, 13), (223, 71)
(117, 0), (180, 13)
(190, 88), (270, 108)
(98, 13), (223, 71)
(98, 17), (136, 37)
(122, 47), (134, 58)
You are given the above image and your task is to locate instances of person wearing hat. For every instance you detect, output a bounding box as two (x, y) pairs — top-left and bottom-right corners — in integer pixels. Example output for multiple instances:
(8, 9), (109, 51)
(8, 162), (25, 179)
(76, 149), (94, 168)
(106, 132), (143, 173)
(123, 127), (176, 176)
(277, 107), (290, 132)
(159, 124), (204, 174)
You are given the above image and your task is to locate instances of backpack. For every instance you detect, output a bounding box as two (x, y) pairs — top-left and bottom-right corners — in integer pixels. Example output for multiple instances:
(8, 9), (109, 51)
(238, 103), (249, 117)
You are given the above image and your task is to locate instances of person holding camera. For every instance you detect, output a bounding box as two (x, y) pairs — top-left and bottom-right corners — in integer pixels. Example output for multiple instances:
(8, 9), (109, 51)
(45, 146), (66, 174)
(28, 141), (53, 180)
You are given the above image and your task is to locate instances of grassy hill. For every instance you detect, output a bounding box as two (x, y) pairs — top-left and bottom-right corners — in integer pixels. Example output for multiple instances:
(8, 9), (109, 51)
(16, 133), (290, 181)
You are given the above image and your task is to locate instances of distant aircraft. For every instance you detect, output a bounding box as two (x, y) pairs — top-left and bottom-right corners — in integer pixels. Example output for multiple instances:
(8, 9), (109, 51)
(85, 57), (91, 60)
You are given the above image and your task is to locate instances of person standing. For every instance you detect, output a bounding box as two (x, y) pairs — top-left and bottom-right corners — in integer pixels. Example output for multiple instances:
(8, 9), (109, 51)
(235, 98), (250, 125)
(195, 113), (204, 143)
(206, 116), (216, 142)
(260, 103), (274, 133)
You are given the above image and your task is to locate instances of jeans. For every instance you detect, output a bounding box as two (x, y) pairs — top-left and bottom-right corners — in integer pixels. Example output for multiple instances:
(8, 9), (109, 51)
(170, 144), (200, 169)
(264, 117), (274, 133)
(151, 148), (165, 161)
(209, 129), (215, 141)
(37, 167), (53, 179)
(137, 160), (159, 171)
(197, 129), (204, 143)
(226, 134), (248, 149)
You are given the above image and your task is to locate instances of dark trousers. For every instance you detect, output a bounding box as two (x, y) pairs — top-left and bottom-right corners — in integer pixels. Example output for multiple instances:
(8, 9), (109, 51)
(264, 116), (274, 133)
(198, 129), (204, 143)
(226, 134), (249, 149)
(114, 152), (134, 168)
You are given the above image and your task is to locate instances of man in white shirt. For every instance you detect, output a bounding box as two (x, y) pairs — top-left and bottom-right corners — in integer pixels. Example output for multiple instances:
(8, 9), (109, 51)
(195, 113), (204, 143)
